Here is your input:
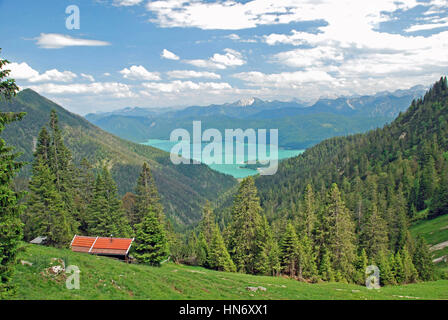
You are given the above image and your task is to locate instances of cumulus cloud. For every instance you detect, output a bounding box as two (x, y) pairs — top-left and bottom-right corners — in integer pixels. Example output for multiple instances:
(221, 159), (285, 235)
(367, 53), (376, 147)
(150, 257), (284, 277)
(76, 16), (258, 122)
(166, 70), (221, 79)
(233, 70), (335, 88)
(119, 65), (161, 80)
(7, 62), (77, 83)
(29, 82), (135, 98)
(81, 73), (95, 82)
(141, 80), (231, 93)
(161, 49), (180, 60)
(184, 49), (245, 69)
(113, 0), (143, 6)
(35, 33), (110, 49)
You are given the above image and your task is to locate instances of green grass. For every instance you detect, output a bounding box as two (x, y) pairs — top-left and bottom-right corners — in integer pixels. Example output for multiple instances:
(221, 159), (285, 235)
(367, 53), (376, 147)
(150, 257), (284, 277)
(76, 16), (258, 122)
(8, 244), (448, 300)
(410, 214), (448, 246)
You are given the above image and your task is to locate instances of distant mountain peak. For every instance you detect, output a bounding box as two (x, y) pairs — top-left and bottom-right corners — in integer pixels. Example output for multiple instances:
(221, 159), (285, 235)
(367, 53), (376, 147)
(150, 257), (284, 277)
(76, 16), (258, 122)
(235, 97), (257, 107)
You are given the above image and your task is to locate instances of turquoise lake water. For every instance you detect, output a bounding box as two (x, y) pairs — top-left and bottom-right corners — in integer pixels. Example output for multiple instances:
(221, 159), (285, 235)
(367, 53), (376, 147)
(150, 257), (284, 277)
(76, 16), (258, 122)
(142, 139), (305, 178)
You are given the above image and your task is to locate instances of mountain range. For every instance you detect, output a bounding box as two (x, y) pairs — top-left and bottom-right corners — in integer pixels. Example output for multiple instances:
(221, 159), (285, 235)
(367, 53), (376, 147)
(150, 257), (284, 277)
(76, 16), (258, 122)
(86, 85), (426, 149)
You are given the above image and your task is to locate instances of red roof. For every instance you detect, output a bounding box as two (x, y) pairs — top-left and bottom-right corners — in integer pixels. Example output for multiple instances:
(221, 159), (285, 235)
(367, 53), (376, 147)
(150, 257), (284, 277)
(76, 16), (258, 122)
(70, 235), (134, 255)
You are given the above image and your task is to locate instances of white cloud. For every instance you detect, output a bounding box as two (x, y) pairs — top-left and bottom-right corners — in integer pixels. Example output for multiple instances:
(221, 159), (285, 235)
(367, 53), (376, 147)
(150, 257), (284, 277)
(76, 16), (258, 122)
(141, 80), (231, 93)
(30, 82), (135, 98)
(161, 49), (180, 60)
(7, 62), (77, 83)
(119, 65), (161, 80)
(405, 17), (448, 32)
(81, 73), (95, 82)
(271, 46), (344, 68)
(113, 0), (143, 6)
(166, 70), (221, 79)
(103, 72), (111, 76)
(35, 33), (110, 49)
(233, 70), (335, 88)
(184, 48), (245, 69)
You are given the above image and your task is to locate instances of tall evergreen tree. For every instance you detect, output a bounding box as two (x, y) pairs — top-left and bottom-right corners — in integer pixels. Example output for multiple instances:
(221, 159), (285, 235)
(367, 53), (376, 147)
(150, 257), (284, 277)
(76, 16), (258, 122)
(361, 204), (389, 260)
(412, 236), (433, 281)
(134, 162), (164, 226)
(0, 51), (22, 298)
(323, 183), (357, 282)
(87, 167), (131, 237)
(208, 224), (236, 272)
(228, 176), (263, 273)
(133, 209), (169, 266)
(279, 222), (299, 276)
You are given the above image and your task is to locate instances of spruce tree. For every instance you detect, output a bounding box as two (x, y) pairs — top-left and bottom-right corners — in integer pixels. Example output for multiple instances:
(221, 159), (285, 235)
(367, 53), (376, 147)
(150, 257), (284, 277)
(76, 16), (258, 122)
(87, 167), (131, 237)
(208, 224), (236, 272)
(361, 204), (389, 260)
(133, 209), (169, 266)
(196, 231), (209, 267)
(0, 110), (24, 298)
(301, 184), (316, 238)
(401, 246), (418, 283)
(26, 156), (74, 246)
(279, 222), (299, 277)
(319, 248), (335, 282)
(298, 234), (318, 280)
(324, 183), (356, 282)
(412, 236), (433, 281)
(228, 176), (263, 273)
(199, 201), (215, 245)
(134, 162), (164, 226)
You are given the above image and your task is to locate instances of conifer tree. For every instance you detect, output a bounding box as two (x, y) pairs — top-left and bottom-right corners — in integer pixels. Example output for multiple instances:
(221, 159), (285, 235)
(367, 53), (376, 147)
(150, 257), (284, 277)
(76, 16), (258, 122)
(324, 183), (356, 282)
(279, 222), (299, 276)
(0, 110), (24, 298)
(354, 249), (368, 285)
(361, 204), (389, 260)
(199, 201), (215, 245)
(196, 231), (209, 267)
(301, 184), (316, 238)
(133, 209), (169, 266)
(134, 162), (164, 226)
(26, 158), (74, 246)
(87, 167), (131, 237)
(208, 224), (236, 272)
(412, 236), (433, 281)
(298, 234), (318, 280)
(228, 176), (263, 273)
(73, 158), (95, 234)
(319, 248), (335, 282)
(401, 246), (418, 283)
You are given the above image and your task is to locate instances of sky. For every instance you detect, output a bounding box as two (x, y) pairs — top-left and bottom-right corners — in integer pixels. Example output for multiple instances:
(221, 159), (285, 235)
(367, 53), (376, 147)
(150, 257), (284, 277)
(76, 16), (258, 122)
(0, 0), (447, 115)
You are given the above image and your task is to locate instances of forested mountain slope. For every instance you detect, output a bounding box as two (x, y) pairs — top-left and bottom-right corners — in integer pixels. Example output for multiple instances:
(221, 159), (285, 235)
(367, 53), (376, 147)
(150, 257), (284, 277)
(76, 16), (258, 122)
(1, 89), (236, 227)
(255, 77), (448, 229)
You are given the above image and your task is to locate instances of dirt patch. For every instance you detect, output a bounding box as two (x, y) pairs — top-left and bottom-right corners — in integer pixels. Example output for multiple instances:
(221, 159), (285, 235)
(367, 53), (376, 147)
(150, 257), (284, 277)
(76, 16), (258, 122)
(430, 240), (448, 251)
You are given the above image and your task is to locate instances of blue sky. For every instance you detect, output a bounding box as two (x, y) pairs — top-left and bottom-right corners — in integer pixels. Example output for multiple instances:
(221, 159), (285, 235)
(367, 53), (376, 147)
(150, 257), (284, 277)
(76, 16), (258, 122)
(1, 0), (447, 115)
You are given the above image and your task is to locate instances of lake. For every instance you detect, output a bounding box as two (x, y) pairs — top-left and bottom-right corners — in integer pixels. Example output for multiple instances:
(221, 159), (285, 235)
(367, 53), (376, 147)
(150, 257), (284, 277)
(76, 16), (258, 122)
(142, 139), (304, 178)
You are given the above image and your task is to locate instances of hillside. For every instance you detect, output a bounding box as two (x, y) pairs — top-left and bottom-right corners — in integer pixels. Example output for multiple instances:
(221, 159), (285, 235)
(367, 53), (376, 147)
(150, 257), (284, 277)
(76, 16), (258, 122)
(10, 244), (448, 300)
(86, 87), (424, 149)
(1, 89), (236, 228)
(253, 77), (448, 223)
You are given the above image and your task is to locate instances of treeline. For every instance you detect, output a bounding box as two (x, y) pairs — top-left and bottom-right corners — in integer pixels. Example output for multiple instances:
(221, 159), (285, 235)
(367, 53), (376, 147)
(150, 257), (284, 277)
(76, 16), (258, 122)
(21, 110), (171, 265)
(173, 176), (433, 285)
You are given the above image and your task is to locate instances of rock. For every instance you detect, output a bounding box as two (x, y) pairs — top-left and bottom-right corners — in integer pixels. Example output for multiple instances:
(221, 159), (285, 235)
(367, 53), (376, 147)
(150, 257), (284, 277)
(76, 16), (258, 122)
(20, 260), (33, 266)
(257, 286), (267, 292)
(246, 286), (258, 292)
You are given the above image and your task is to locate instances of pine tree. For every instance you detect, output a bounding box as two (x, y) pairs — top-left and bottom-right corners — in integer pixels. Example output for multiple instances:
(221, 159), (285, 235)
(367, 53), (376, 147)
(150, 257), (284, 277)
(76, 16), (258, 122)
(26, 158), (74, 247)
(133, 209), (169, 266)
(401, 246), (418, 283)
(298, 234), (318, 280)
(134, 162), (164, 226)
(208, 224), (236, 272)
(324, 183), (357, 282)
(199, 201), (215, 245)
(319, 248), (335, 282)
(228, 176), (263, 273)
(0, 104), (24, 298)
(254, 216), (280, 276)
(87, 167), (131, 237)
(361, 204), (389, 260)
(279, 222), (299, 277)
(196, 231), (209, 267)
(73, 158), (95, 234)
(301, 184), (316, 238)
(354, 249), (368, 285)
(412, 236), (433, 281)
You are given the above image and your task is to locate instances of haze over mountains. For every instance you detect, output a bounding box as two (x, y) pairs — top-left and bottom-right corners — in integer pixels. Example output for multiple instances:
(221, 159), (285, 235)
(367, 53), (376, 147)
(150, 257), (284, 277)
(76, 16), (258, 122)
(86, 85), (426, 149)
